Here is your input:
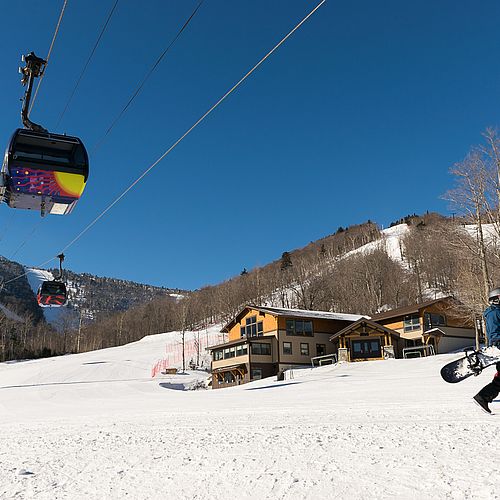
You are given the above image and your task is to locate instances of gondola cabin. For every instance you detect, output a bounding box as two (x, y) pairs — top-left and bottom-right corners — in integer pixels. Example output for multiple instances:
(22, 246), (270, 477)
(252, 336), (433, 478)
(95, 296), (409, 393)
(37, 280), (67, 307)
(1, 128), (89, 215)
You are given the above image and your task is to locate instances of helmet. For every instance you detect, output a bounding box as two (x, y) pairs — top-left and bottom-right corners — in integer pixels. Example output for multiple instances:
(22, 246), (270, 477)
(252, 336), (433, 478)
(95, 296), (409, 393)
(488, 287), (500, 304)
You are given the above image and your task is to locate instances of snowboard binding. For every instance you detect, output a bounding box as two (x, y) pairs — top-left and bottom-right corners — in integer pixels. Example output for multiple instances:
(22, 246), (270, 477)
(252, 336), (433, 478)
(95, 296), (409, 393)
(465, 350), (483, 376)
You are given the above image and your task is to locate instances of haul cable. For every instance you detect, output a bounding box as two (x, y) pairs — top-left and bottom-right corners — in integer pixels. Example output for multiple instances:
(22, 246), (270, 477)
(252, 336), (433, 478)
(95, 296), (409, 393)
(5, 0), (326, 285)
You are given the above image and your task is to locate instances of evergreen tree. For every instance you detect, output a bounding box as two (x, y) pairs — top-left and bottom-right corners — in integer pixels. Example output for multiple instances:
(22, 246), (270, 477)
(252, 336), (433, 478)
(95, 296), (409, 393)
(280, 252), (293, 271)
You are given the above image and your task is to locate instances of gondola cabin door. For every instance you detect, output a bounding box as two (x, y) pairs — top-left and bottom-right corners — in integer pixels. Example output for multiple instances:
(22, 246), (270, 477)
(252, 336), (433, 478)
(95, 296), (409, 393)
(37, 281), (67, 307)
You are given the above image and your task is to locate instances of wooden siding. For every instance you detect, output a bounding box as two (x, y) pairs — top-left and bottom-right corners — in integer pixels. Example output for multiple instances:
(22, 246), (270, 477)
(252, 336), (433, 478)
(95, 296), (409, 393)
(227, 308), (278, 341)
(277, 317), (353, 334)
(278, 331), (335, 365)
(212, 353), (249, 371)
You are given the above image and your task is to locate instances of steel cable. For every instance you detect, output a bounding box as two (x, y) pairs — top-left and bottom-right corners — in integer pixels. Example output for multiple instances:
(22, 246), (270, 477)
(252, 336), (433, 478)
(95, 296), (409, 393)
(28, 0), (69, 116)
(55, 0), (120, 129)
(5, 0), (326, 285)
(91, 0), (205, 154)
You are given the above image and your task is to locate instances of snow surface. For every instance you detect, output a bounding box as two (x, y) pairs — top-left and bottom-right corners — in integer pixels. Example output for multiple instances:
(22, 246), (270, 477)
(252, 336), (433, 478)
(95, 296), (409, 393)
(1, 329), (500, 499)
(341, 224), (409, 264)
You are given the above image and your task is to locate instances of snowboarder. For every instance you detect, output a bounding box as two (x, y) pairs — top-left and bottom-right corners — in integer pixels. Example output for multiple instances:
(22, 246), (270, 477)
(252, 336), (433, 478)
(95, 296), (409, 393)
(483, 287), (500, 347)
(473, 361), (500, 413)
(473, 288), (500, 413)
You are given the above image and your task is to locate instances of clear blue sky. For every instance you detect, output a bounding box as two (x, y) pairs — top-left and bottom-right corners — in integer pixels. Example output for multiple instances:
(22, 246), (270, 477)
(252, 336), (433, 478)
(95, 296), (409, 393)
(1, 0), (499, 290)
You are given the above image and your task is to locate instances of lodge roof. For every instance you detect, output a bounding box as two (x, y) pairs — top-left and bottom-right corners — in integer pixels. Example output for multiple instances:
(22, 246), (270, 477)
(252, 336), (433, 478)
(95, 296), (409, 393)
(221, 304), (366, 332)
(206, 336), (274, 351)
(211, 363), (247, 374)
(329, 318), (401, 341)
(370, 296), (455, 322)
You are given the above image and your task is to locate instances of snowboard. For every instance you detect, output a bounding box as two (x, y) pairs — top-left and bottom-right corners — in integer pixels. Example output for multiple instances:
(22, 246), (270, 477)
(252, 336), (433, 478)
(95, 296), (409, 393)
(440, 346), (500, 384)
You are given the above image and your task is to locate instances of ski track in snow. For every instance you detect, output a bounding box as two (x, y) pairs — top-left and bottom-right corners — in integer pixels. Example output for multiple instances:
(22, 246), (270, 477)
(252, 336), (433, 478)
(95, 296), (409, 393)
(1, 333), (500, 499)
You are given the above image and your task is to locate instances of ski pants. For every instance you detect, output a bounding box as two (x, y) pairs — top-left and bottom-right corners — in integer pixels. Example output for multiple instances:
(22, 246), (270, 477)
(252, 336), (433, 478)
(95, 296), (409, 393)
(476, 378), (500, 403)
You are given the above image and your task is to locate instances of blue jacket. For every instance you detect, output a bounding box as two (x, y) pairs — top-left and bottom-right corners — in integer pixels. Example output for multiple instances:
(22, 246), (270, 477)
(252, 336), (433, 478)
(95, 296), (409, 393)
(483, 304), (500, 344)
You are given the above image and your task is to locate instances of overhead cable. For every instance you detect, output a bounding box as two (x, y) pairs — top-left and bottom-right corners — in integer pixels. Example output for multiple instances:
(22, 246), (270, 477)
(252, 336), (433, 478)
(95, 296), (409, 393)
(10, 219), (45, 260)
(59, 0), (326, 254)
(28, 0), (69, 115)
(5, 0), (326, 285)
(55, 0), (120, 129)
(92, 0), (205, 154)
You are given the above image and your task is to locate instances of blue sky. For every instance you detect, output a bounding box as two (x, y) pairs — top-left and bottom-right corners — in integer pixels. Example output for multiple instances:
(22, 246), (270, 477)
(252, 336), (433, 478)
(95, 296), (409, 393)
(1, 0), (500, 290)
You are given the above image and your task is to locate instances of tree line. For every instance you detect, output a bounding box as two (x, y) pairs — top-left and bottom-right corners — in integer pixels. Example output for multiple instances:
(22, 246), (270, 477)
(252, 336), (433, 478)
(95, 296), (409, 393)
(3, 128), (500, 360)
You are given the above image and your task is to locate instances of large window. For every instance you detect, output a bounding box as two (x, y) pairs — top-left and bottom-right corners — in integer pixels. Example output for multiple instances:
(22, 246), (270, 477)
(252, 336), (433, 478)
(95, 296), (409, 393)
(216, 344), (249, 360)
(351, 339), (381, 359)
(224, 347), (236, 359)
(286, 319), (313, 336)
(241, 316), (264, 337)
(283, 342), (292, 355)
(235, 344), (248, 357)
(251, 368), (263, 380)
(403, 315), (420, 332)
(223, 372), (235, 384)
(316, 344), (326, 356)
(251, 343), (271, 356)
(424, 312), (446, 330)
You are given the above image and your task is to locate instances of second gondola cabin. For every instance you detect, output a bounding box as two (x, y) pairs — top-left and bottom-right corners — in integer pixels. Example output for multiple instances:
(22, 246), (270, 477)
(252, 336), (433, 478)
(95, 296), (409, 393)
(37, 280), (67, 307)
(0, 128), (89, 216)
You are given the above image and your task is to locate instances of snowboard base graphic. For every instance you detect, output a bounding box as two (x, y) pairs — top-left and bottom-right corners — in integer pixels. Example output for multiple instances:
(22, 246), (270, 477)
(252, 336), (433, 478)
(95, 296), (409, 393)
(440, 347), (500, 384)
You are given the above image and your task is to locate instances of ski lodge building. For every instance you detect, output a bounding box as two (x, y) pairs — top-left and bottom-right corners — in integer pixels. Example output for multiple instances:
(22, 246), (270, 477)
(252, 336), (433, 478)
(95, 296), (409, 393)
(207, 297), (476, 389)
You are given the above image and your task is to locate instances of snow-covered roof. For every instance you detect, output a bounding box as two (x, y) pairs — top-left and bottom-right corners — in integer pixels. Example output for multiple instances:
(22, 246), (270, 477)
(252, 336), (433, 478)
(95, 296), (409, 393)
(371, 296), (455, 321)
(329, 318), (401, 341)
(249, 305), (366, 322)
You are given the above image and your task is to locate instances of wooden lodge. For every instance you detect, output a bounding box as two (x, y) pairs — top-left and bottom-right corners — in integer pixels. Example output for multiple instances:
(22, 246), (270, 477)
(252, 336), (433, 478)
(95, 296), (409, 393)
(370, 296), (476, 355)
(208, 297), (476, 388)
(208, 305), (365, 389)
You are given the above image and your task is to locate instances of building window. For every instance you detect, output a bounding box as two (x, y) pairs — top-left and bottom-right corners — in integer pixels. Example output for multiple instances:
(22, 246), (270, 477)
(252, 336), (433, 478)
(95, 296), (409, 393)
(316, 344), (326, 356)
(235, 344), (248, 357)
(223, 372), (235, 384)
(251, 343), (271, 356)
(424, 312), (446, 330)
(403, 315), (420, 332)
(283, 342), (292, 355)
(300, 343), (309, 356)
(251, 368), (263, 380)
(241, 316), (264, 337)
(224, 347), (236, 359)
(286, 319), (313, 336)
(214, 350), (223, 361)
(351, 339), (381, 359)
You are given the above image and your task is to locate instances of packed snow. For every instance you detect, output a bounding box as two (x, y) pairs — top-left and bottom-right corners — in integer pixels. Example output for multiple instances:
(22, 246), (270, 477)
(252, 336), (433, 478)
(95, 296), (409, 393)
(341, 224), (409, 264)
(1, 328), (499, 499)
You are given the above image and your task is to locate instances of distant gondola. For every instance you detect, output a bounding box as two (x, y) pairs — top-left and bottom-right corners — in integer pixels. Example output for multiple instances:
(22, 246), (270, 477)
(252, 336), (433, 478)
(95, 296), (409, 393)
(0, 52), (89, 216)
(37, 280), (67, 307)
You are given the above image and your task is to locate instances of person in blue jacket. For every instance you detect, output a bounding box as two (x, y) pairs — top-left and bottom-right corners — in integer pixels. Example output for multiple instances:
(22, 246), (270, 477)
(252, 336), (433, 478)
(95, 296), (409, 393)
(483, 287), (500, 347)
(473, 288), (500, 413)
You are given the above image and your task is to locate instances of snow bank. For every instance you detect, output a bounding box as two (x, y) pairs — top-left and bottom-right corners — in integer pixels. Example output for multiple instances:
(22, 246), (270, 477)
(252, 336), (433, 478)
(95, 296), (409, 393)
(1, 333), (499, 499)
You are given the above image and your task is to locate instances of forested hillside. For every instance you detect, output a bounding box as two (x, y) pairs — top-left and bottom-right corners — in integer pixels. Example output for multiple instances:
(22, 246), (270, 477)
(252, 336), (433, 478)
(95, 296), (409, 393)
(0, 259), (182, 361)
(3, 128), (500, 361)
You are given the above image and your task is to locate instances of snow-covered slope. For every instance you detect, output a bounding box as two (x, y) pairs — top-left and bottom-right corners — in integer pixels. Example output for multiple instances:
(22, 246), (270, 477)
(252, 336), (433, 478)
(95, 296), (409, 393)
(0, 332), (499, 499)
(342, 223), (409, 263)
